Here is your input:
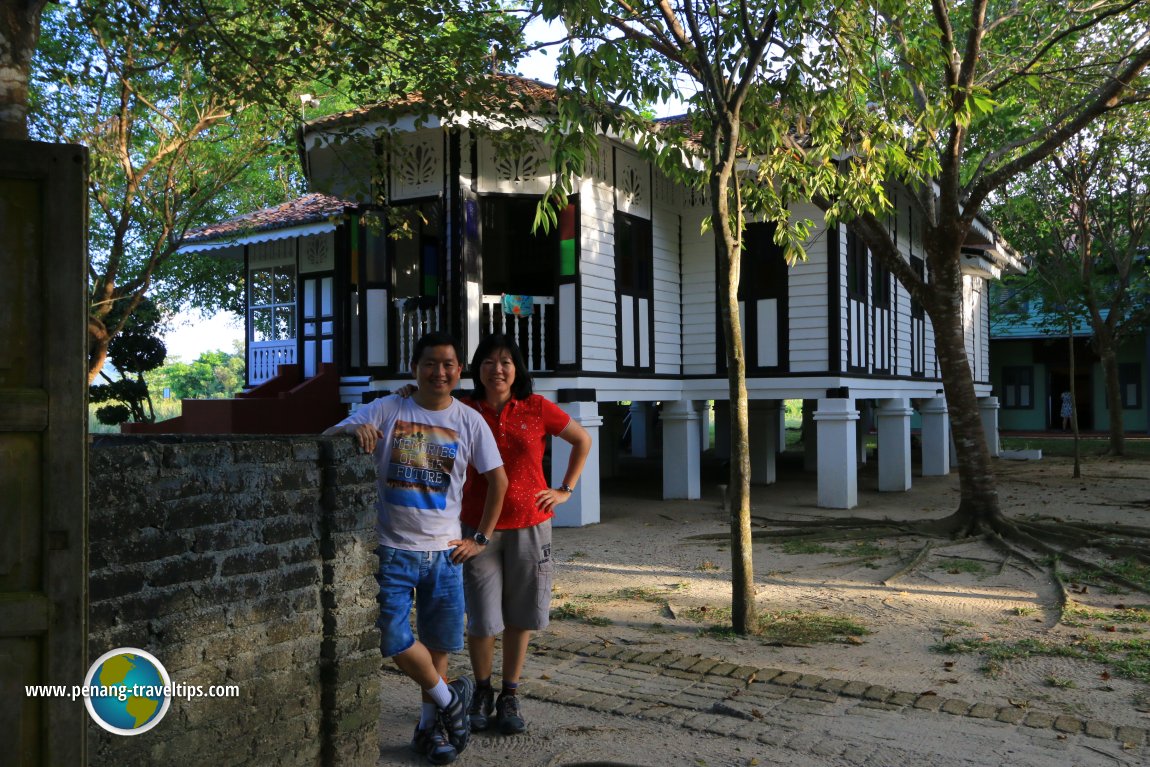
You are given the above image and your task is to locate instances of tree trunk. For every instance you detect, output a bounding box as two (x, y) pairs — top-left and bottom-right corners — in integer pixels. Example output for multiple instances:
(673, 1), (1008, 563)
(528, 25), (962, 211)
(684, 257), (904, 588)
(87, 316), (110, 385)
(711, 128), (755, 635)
(0, 1), (48, 140)
(923, 251), (1002, 533)
(1096, 335), (1126, 456)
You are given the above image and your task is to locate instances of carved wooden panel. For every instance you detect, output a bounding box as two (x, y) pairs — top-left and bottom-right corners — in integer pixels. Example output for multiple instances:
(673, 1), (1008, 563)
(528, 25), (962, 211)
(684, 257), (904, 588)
(390, 131), (444, 201)
(477, 135), (551, 194)
(299, 232), (335, 274)
(614, 149), (650, 220)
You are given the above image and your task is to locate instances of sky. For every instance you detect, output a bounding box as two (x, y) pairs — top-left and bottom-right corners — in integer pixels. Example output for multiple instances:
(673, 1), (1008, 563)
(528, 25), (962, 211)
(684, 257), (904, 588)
(162, 310), (244, 362)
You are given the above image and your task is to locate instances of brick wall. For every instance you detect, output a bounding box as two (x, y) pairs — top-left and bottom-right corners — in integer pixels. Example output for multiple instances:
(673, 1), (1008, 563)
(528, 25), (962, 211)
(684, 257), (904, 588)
(87, 435), (380, 766)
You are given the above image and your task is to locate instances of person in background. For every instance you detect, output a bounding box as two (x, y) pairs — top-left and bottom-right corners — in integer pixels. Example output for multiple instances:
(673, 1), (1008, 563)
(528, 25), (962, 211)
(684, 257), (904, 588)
(1061, 390), (1073, 431)
(396, 333), (592, 735)
(324, 331), (508, 765)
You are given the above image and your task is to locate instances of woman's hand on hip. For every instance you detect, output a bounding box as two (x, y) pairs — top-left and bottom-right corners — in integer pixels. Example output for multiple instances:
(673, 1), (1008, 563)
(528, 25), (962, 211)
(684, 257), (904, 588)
(534, 487), (572, 511)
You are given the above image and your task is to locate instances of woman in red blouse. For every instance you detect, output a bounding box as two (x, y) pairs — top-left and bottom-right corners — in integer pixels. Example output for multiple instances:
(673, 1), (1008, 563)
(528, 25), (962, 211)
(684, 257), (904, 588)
(460, 334), (591, 735)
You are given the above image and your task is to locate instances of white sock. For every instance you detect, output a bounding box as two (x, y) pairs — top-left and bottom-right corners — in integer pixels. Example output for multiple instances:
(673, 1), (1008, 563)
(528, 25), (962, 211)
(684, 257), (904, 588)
(418, 701), (438, 730)
(427, 679), (453, 709)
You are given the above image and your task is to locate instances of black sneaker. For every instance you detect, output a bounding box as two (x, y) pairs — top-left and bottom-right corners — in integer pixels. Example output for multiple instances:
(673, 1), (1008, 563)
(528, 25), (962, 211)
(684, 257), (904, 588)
(494, 692), (526, 735)
(439, 677), (474, 753)
(411, 722), (457, 765)
(468, 684), (495, 732)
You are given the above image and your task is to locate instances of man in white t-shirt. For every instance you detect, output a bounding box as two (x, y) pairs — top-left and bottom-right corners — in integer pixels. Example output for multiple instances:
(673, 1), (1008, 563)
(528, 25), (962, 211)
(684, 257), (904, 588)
(325, 332), (507, 765)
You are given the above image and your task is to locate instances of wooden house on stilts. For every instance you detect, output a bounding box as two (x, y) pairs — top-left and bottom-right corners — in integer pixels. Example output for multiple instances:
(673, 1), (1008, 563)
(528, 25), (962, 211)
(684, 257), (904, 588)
(161, 75), (1023, 524)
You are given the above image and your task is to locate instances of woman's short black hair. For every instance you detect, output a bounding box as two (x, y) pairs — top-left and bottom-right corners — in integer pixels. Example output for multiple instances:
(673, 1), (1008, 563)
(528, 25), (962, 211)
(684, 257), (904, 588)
(470, 334), (533, 400)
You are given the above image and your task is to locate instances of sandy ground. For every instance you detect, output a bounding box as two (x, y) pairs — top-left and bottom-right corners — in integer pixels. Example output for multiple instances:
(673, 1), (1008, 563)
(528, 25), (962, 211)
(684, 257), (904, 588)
(542, 451), (1150, 730)
(380, 450), (1150, 765)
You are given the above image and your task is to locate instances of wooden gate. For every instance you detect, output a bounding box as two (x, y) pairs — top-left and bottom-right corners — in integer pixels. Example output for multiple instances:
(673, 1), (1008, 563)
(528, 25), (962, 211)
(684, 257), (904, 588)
(0, 141), (88, 766)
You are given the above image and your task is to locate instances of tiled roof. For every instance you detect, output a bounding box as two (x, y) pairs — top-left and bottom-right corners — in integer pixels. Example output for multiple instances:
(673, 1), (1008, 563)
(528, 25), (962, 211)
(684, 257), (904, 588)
(305, 74), (562, 131)
(181, 193), (357, 244)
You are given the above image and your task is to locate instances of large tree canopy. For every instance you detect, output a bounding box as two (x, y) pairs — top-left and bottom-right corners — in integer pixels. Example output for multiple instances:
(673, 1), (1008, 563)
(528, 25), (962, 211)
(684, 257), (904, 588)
(31, 0), (300, 384)
(25, 0), (526, 386)
(537, 0), (874, 632)
(824, 0), (1150, 533)
(993, 114), (1150, 457)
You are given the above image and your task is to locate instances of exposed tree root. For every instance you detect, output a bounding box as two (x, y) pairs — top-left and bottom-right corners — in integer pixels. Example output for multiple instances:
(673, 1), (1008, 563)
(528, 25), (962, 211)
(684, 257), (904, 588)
(883, 542), (932, 586)
(695, 509), (1150, 603)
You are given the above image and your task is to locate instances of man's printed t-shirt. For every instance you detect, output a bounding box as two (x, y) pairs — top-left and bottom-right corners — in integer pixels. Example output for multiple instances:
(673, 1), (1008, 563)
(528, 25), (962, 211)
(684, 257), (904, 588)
(336, 395), (502, 550)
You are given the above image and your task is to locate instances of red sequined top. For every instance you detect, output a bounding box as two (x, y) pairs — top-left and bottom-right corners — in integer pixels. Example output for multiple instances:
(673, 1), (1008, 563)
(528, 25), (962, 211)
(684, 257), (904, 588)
(460, 394), (571, 530)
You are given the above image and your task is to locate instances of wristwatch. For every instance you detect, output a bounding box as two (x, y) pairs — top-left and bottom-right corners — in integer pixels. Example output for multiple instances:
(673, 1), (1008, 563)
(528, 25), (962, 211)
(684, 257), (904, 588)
(559, 484), (575, 493)
(472, 531), (490, 546)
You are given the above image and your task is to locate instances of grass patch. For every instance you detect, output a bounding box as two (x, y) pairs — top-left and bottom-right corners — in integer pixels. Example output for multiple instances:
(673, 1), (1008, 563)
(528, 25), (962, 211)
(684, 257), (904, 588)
(696, 560), (720, 571)
(1013, 606), (1038, 617)
(1069, 559), (1150, 593)
(753, 611), (869, 645)
(940, 558), (986, 576)
(932, 634), (1150, 683)
(777, 539), (892, 561)
(844, 541), (891, 559)
(682, 605), (868, 645)
(680, 604), (732, 624)
(1063, 604), (1150, 628)
(549, 601), (612, 626)
(1000, 436), (1150, 459)
(780, 540), (834, 555)
(587, 584), (688, 604)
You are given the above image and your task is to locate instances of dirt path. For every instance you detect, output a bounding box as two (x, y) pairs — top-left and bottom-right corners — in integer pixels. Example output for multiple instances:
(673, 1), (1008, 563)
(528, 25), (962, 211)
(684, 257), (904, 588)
(380, 452), (1150, 765)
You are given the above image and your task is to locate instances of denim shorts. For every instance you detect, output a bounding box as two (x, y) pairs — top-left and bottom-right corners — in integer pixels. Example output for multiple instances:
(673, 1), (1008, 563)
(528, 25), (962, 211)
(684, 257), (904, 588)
(375, 545), (465, 657)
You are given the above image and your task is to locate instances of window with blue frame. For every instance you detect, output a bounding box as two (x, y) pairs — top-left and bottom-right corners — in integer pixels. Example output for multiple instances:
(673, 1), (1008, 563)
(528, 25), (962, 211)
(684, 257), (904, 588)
(1002, 366), (1033, 409)
(1120, 362), (1141, 409)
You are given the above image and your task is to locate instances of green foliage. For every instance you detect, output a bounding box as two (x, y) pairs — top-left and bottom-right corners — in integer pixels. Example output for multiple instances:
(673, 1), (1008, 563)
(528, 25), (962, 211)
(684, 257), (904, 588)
(88, 297), (166, 424)
(153, 348), (247, 400)
(30, 1), (302, 382)
(160, 0), (524, 117)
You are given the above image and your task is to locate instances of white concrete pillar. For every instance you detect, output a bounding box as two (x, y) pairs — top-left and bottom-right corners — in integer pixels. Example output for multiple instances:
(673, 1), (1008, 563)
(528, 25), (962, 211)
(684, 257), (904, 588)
(815, 398), (858, 508)
(552, 401), (603, 527)
(713, 400), (731, 462)
(749, 400), (779, 485)
(920, 397), (950, 476)
(876, 398), (913, 492)
(628, 402), (650, 458)
(662, 400), (700, 499)
(979, 396), (1001, 458)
